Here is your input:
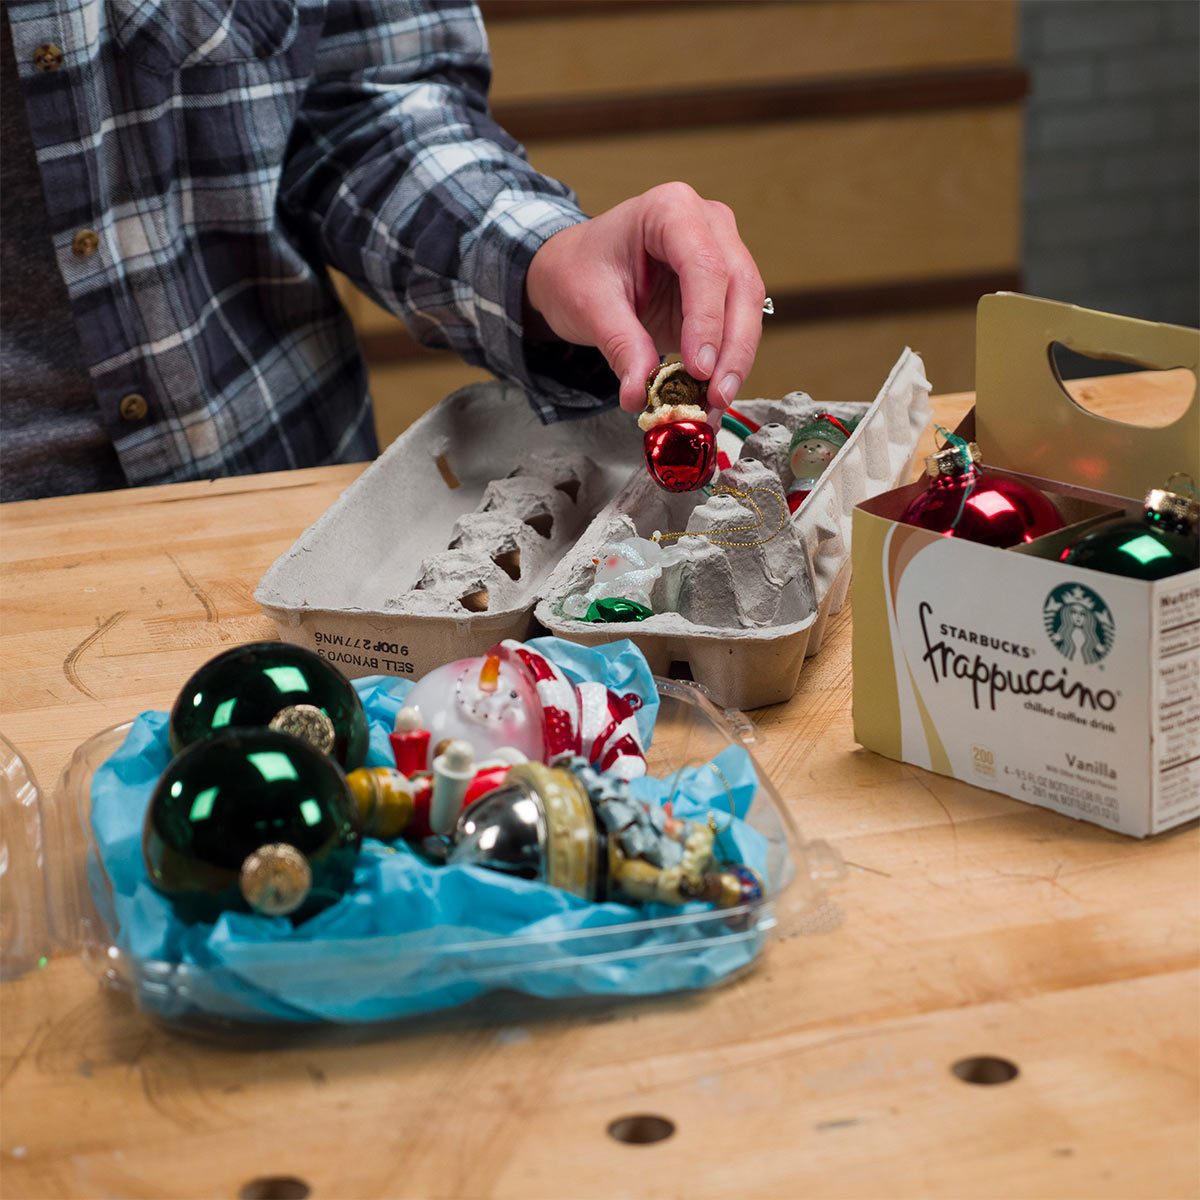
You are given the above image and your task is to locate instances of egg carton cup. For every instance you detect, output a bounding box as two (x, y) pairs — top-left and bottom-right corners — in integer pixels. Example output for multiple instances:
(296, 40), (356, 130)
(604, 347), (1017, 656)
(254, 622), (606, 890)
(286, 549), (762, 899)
(537, 350), (931, 709)
(256, 351), (929, 709)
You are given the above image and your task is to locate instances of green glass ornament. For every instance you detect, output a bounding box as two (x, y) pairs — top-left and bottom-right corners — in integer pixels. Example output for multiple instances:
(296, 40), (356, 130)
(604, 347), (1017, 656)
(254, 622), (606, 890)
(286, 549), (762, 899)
(169, 642), (369, 769)
(1059, 484), (1199, 580)
(584, 598), (654, 623)
(144, 730), (361, 924)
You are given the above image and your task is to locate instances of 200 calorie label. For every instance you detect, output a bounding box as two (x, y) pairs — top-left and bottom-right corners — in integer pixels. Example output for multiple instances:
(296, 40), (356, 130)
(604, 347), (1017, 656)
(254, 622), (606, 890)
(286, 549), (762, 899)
(311, 628), (417, 676)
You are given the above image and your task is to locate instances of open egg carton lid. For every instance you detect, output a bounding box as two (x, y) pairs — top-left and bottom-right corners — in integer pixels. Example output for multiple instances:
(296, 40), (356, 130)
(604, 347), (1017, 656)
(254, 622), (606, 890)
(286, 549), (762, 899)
(256, 351), (930, 709)
(255, 381), (643, 676)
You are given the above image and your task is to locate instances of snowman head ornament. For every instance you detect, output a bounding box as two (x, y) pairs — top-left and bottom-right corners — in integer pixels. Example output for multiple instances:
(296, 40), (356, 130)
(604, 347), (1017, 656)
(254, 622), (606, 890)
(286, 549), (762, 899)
(405, 645), (546, 766)
(787, 414), (854, 485)
(403, 640), (646, 779)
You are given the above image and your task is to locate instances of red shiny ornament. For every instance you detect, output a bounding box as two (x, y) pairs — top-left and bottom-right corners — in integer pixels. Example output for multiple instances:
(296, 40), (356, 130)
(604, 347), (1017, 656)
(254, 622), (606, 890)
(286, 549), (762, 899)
(643, 420), (717, 492)
(901, 467), (1063, 547)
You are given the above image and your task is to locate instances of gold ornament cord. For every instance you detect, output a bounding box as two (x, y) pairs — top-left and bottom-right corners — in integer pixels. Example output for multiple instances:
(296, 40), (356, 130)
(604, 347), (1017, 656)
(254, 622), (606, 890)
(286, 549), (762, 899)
(651, 484), (788, 550)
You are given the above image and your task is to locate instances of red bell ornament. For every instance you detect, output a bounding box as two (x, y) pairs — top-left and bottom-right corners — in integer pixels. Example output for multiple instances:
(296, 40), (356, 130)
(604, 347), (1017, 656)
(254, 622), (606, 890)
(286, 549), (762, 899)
(643, 420), (717, 493)
(900, 430), (1063, 548)
(640, 361), (717, 493)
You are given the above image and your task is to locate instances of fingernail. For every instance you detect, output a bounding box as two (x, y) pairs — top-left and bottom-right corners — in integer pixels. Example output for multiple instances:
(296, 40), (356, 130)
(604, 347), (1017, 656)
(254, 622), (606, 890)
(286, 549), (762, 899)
(718, 373), (741, 404)
(696, 344), (716, 377)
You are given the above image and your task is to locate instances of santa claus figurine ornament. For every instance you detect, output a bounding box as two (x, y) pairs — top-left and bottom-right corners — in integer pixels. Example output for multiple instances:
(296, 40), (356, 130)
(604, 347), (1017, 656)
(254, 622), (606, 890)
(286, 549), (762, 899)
(640, 362), (718, 492)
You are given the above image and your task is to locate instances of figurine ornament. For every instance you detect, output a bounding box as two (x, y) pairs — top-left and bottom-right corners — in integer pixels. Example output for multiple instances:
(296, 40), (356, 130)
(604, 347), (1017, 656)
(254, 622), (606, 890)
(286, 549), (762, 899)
(640, 363), (718, 493)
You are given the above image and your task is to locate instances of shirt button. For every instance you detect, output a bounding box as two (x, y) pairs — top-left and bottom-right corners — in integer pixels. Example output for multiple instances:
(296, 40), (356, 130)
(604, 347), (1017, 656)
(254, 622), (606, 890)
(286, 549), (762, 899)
(72, 229), (100, 258)
(33, 43), (64, 72)
(119, 393), (149, 422)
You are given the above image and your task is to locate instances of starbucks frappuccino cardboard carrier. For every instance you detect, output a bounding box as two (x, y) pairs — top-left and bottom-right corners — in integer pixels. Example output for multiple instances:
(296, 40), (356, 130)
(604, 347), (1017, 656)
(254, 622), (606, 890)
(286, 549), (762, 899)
(852, 294), (1200, 836)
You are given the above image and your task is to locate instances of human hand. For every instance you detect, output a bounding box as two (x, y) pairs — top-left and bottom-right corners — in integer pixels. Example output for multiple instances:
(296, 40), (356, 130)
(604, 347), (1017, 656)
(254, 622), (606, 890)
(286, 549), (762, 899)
(524, 182), (766, 415)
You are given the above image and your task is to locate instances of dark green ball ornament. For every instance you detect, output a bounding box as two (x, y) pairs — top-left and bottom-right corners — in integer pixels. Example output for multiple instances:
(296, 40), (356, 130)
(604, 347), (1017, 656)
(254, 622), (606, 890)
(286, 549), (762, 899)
(143, 730), (361, 924)
(169, 642), (369, 769)
(1059, 483), (1199, 580)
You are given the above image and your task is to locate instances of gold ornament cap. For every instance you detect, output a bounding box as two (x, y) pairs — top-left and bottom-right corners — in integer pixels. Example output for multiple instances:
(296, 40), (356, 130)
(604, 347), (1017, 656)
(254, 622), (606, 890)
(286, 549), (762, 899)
(925, 440), (981, 478)
(269, 704), (336, 755)
(509, 762), (597, 900)
(239, 843), (312, 916)
(1144, 484), (1200, 533)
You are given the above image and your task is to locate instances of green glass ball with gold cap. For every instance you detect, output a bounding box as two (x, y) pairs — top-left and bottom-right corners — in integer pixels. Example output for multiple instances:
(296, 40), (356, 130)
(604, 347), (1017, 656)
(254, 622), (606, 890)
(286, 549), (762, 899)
(1059, 483), (1199, 580)
(169, 642), (370, 769)
(143, 729), (362, 924)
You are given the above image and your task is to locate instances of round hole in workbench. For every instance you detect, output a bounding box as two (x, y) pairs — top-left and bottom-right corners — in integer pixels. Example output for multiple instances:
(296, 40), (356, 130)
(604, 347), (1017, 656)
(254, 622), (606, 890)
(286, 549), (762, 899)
(952, 1056), (1019, 1085)
(238, 1176), (310, 1199)
(607, 1114), (676, 1145)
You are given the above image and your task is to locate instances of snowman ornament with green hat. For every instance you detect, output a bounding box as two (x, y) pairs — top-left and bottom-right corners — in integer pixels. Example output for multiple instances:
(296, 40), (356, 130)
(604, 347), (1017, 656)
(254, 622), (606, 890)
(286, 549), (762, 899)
(785, 413), (858, 512)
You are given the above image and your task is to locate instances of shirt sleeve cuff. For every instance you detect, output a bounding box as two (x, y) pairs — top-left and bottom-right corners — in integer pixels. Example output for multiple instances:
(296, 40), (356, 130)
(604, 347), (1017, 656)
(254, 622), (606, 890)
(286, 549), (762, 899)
(466, 192), (619, 423)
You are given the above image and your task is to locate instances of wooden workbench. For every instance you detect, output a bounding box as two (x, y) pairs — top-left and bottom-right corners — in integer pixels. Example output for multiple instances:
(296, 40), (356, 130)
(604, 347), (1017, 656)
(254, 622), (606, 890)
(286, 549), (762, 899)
(2, 373), (1197, 1200)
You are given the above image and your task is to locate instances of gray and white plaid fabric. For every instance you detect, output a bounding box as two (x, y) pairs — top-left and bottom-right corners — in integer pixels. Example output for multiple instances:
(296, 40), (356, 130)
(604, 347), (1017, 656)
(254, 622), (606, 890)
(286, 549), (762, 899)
(5, 0), (613, 487)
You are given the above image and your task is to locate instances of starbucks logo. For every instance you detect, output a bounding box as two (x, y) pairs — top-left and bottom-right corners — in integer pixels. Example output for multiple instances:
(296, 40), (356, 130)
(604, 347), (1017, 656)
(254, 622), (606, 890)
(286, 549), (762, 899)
(1043, 583), (1115, 665)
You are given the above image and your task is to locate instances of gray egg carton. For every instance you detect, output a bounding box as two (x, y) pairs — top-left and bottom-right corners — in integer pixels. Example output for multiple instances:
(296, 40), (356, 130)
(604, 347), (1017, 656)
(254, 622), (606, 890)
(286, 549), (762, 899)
(256, 351), (929, 707)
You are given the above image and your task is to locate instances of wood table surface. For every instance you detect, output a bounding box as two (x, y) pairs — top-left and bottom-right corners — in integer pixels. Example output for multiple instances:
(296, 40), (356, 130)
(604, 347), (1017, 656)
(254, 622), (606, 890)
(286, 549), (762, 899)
(1, 372), (1197, 1200)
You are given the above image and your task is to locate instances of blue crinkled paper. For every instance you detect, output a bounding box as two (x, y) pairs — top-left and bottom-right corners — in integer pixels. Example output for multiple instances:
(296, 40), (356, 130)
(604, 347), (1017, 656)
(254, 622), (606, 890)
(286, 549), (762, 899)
(90, 638), (770, 1023)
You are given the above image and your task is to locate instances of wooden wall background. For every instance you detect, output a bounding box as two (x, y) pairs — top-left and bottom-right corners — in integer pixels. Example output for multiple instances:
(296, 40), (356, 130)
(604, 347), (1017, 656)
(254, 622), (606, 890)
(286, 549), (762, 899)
(335, 0), (1026, 447)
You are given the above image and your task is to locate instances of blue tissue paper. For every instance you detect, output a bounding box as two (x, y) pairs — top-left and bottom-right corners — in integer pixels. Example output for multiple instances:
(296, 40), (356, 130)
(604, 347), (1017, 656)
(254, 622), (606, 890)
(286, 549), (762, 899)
(89, 638), (771, 1023)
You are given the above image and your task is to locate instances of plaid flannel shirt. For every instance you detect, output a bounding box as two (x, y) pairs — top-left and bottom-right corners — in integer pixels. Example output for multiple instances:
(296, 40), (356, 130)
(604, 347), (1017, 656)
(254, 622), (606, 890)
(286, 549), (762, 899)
(5, 0), (614, 487)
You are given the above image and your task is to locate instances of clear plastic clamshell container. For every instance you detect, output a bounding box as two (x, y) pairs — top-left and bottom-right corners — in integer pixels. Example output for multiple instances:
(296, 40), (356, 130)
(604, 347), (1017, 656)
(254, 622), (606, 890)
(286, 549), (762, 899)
(42, 679), (842, 1031)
